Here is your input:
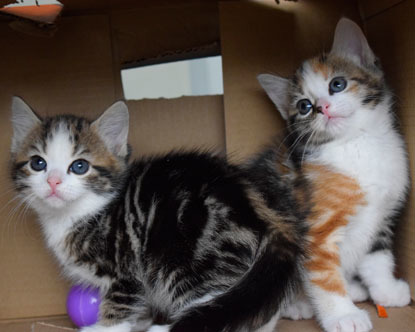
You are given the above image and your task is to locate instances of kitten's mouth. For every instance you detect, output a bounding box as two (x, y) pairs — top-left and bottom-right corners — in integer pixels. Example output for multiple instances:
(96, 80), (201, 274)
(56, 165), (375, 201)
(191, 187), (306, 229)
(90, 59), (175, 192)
(322, 114), (346, 127)
(47, 192), (63, 200)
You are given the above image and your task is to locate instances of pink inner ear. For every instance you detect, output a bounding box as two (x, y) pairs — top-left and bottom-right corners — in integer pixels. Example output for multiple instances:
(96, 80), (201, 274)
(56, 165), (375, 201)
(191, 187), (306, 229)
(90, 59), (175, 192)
(331, 18), (374, 66)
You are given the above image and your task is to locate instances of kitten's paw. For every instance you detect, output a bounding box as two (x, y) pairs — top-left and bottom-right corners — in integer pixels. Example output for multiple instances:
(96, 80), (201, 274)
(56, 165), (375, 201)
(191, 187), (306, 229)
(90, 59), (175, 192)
(80, 322), (132, 332)
(369, 279), (411, 307)
(324, 308), (372, 332)
(147, 325), (170, 332)
(281, 299), (314, 320)
(347, 281), (369, 303)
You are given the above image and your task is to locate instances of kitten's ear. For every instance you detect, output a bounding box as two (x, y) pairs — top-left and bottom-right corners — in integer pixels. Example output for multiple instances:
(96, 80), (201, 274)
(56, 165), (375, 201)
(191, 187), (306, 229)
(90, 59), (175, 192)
(330, 18), (376, 67)
(92, 101), (129, 158)
(257, 74), (290, 120)
(11, 96), (41, 153)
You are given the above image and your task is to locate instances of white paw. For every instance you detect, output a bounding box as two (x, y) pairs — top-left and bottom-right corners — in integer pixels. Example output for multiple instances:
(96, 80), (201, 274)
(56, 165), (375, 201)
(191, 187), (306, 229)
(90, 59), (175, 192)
(147, 325), (170, 332)
(369, 279), (411, 307)
(347, 281), (369, 303)
(324, 308), (372, 332)
(80, 322), (132, 332)
(281, 299), (314, 320)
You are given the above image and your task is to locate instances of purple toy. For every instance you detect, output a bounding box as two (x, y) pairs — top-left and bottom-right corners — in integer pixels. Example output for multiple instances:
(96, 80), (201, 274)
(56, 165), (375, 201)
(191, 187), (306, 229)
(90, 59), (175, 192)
(66, 285), (101, 328)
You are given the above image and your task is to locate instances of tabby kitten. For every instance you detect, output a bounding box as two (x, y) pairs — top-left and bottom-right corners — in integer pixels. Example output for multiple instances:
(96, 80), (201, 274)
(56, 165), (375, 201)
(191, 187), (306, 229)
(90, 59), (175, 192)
(10, 97), (307, 332)
(257, 18), (410, 332)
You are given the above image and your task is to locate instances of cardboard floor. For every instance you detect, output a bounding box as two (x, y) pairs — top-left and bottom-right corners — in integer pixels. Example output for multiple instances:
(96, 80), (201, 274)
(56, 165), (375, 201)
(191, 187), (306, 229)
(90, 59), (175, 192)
(2, 302), (414, 331)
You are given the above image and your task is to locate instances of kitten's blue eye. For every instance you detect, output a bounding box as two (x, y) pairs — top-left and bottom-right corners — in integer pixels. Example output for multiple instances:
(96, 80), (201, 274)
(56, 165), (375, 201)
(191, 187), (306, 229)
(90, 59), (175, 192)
(296, 99), (313, 115)
(329, 77), (347, 93)
(69, 159), (89, 175)
(30, 156), (47, 172)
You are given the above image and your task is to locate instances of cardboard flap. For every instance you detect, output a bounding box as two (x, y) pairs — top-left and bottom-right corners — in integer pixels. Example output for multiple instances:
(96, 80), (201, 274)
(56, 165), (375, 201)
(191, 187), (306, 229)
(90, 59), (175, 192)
(127, 96), (225, 158)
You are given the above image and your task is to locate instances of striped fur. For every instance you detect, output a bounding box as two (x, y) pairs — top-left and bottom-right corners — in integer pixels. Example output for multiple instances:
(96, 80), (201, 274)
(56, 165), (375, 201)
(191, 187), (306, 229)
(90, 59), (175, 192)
(10, 98), (307, 332)
(257, 18), (410, 332)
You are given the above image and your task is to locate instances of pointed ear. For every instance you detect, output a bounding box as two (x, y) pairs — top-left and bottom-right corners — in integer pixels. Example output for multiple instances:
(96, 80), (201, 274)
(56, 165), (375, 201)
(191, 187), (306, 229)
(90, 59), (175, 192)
(330, 18), (376, 67)
(257, 74), (290, 120)
(11, 96), (41, 153)
(91, 101), (129, 158)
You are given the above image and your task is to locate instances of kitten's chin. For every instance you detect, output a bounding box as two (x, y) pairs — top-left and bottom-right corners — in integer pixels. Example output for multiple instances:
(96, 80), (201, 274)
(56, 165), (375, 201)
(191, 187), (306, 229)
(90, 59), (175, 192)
(316, 115), (350, 141)
(34, 191), (114, 221)
(43, 195), (68, 209)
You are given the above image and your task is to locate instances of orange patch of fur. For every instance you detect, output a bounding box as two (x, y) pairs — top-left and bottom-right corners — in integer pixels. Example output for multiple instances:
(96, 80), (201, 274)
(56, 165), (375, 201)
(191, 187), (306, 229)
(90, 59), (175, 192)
(311, 59), (331, 80)
(304, 164), (366, 296)
(348, 83), (359, 94)
(311, 274), (347, 295)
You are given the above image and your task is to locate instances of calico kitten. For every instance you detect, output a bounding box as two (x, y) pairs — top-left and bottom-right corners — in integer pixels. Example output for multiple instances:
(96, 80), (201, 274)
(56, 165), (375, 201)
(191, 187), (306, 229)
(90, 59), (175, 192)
(257, 18), (411, 332)
(10, 97), (307, 332)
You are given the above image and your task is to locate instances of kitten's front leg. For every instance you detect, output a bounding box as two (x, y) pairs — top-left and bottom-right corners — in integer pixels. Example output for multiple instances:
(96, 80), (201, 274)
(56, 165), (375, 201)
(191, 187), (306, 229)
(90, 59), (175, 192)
(281, 290), (314, 320)
(80, 281), (151, 332)
(305, 240), (372, 331)
(306, 280), (372, 332)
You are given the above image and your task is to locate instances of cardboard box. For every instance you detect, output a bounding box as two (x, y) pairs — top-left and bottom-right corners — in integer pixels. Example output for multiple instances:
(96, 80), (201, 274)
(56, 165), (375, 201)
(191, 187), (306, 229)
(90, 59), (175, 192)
(0, 0), (413, 331)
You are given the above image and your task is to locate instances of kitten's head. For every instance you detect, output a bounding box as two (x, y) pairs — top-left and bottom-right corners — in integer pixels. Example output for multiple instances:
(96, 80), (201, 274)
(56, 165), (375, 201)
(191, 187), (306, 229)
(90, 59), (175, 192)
(10, 98), (129, 216)
(258, 18), (390, 146)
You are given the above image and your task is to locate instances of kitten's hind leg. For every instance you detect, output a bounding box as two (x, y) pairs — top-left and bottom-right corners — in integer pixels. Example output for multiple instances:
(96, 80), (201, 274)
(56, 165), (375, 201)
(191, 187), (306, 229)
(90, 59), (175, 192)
(280, 291), (313, 320)
(80, 322), (133, 332)
(346, 277), (369, 303)
(254, 311), (280, 332)
(147, 325), (170, 332)
(359, 249), (410, 307)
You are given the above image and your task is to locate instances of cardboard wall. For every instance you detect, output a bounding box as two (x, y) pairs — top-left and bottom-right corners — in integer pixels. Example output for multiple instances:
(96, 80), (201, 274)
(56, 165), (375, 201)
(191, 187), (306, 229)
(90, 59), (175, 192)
(127, 97), (225, 158)
(362, 0), (415, 299)
(111, 2), (220, 67)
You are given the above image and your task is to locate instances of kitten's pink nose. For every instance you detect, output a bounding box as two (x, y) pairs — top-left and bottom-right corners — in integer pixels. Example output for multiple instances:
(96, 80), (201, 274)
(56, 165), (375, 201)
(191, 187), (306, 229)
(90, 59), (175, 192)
(47, 176), (62, 192)
(316, 98), (331, 117)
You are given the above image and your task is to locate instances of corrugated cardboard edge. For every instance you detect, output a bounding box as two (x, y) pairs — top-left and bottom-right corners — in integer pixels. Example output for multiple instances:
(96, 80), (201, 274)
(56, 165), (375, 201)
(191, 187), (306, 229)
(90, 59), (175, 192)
(33, 322), (76, 332)
(122, 42), (220, 69)
(359, 0), (405, 19)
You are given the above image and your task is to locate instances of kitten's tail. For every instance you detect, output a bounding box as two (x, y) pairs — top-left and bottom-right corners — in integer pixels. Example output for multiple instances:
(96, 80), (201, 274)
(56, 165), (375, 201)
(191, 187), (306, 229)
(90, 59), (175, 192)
(166, 235), (304, 332)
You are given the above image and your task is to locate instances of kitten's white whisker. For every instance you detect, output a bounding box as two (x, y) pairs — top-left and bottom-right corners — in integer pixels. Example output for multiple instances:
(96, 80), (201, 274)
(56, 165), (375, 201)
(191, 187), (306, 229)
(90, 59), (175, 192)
(285, 129), (313, 162)
(276, 126), (308, 153)
(301, 130), (316, 166)
(3, 195), (32, 246)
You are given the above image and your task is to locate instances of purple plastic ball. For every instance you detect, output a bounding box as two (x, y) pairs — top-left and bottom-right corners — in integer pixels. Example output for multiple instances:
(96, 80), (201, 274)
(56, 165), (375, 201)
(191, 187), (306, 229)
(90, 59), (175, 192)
(66, 285), (101, 328)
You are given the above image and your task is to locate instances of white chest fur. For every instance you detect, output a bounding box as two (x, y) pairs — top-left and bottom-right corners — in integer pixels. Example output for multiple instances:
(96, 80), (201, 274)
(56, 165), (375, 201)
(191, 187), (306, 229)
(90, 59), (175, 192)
(40, 215), (111, 291)
(35, 195), (113, 291)
(313, 129), (408, 204)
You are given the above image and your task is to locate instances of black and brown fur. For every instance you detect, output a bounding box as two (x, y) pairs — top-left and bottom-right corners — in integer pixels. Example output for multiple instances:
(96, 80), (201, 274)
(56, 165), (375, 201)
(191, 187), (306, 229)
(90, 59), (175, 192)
(11, 110), (308, 332)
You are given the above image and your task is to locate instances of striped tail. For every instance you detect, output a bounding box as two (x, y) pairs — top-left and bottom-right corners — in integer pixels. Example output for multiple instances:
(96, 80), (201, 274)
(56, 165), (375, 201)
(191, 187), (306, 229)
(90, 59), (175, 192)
(164, 238), (303, 332)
